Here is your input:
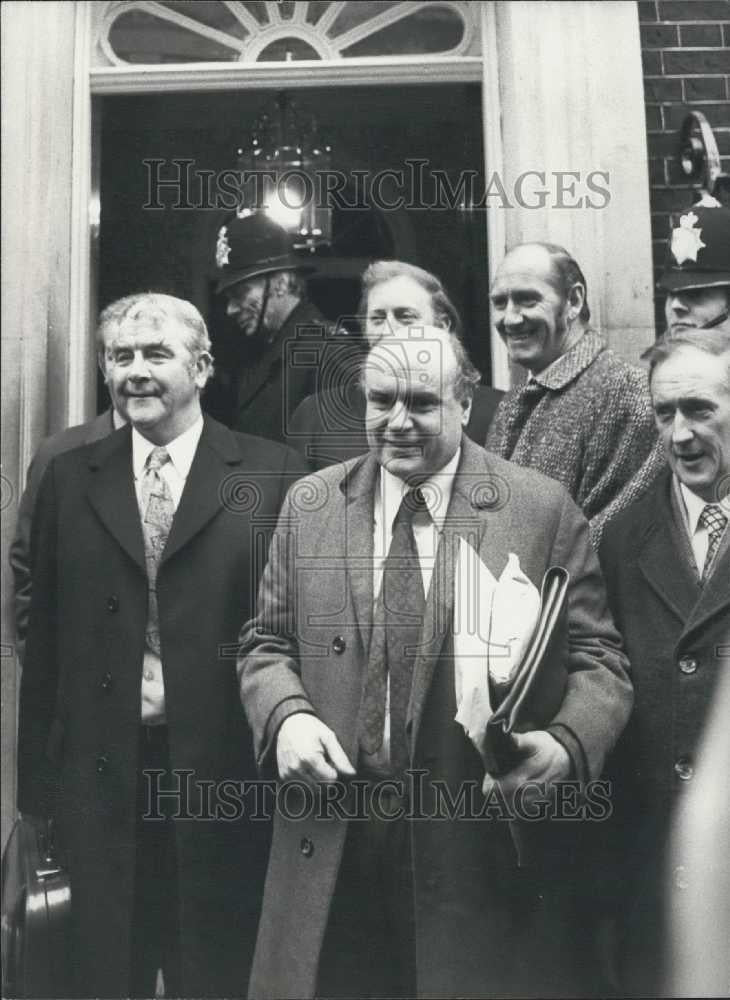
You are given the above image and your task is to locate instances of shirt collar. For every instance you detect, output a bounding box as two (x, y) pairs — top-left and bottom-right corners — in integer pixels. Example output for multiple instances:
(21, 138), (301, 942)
(132, 416), (204, 481)
(377, 447), (461, 533)
(678, 477), (728, 534)
(531, 329), (606, 391)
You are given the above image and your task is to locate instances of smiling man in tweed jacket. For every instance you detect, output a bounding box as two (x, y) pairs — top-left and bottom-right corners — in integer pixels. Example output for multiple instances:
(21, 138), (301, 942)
(486, 242), (657, 545)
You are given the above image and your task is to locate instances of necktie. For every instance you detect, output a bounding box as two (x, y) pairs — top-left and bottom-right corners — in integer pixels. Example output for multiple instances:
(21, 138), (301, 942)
(359, 488), (429, 773)
(699, 503), (728, 582)
(141, 447), (175, 655)
(490, 379), (546, 457)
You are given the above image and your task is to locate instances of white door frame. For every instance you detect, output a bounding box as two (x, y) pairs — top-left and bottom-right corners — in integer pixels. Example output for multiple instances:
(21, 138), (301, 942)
(67, 1), (508, 423)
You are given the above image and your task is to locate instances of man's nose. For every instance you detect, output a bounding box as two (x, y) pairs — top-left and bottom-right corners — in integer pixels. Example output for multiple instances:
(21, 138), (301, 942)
(671, 411), (693, 444)
(128, 352), (151, 378)
(386, 402), (413, 431)
(667, 294), (688, 315)
(502, 300), (522, 327)
(226, 299), (240, 316)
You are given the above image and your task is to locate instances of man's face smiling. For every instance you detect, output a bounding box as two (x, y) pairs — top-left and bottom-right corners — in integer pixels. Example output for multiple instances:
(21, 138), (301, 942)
(106, 317), (210, 444)
(364, 329), (471, 481)
(651, 345), (730, 504)
(490, 245), (574, 374)
(664, 286), (729, 334)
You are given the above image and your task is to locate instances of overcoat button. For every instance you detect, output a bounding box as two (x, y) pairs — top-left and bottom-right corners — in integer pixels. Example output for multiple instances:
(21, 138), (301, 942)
(96, 754), (109, 774)
(300, 837), (314, 858)
(100, 671), (113, 692)
(674, 758), (693, 781)
(332, 636), (346, 654)
(678, 656), (697, 675)
(106, 595), (119, 613)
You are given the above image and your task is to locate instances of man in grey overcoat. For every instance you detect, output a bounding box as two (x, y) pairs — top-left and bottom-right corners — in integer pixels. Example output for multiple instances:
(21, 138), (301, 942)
(239, 324), (633, 998)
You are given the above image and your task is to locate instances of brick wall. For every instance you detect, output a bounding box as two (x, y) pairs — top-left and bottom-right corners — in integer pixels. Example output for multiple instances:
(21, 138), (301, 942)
(639, 0), (730, 332)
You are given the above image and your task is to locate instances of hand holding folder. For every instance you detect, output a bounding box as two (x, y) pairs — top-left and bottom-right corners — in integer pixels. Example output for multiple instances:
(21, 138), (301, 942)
(483, 565), (569, 774)
(453, 541), (570, 776)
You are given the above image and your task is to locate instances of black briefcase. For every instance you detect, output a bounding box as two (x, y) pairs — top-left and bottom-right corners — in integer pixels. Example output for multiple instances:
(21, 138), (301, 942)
(1, 817), (71, 998)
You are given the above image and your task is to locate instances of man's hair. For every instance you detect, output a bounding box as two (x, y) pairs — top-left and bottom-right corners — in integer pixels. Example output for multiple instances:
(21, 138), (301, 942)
(643, 328), (730, 380)
(97, 292), (213, 364)
(359, 260), (463, 336)
(362, 327), (481, 405)
(513, 242), (591, 323)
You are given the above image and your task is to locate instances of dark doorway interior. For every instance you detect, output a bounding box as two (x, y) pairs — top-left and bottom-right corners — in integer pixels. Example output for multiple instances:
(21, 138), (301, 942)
(97, 83), (489, 416)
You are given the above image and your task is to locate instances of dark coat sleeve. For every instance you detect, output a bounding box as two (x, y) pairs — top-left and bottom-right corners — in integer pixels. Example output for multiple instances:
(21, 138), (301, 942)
(546, 489), (634, 781)
(9, 436), (63, 664)
(17, 458), (61, 817)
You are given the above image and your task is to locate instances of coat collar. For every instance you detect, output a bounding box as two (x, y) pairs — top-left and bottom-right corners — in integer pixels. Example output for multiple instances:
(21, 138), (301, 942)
(85, 408), (117, 443)
(532, 329), (606, 391)
(85, 416), (245, 572)
(237, 300), (326, 411)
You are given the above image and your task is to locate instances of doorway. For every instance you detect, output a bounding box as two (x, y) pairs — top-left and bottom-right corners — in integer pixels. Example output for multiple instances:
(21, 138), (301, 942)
(97, 83), (490, 416)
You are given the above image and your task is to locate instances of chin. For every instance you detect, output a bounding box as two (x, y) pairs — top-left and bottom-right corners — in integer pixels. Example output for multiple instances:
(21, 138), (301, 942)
(381, 451), (424, 479)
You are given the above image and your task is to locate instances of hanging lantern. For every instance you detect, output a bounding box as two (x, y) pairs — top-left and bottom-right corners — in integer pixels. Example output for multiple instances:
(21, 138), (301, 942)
(236, 91), (333, 251)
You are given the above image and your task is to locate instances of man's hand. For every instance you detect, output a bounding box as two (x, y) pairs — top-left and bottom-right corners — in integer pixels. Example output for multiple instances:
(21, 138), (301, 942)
(482, 730), (571, 801)
(276, 713), (356, 788)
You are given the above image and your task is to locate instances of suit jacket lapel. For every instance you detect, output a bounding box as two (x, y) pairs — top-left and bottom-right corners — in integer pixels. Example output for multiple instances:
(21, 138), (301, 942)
(637, 476), (700, 626)
(162, 418), (241, 565)
(342, 454), (378, 655)
(684, 537), (730, 641)
(86, 426), (146, 572)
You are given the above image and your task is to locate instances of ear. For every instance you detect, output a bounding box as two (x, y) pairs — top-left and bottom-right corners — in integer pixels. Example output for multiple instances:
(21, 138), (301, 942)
(193, 351), (213, 388)
(270, 271), (290, 297)
(566, 282), (585, 319)
(461, 394), (473, 426)
(98, 352), (110, 383)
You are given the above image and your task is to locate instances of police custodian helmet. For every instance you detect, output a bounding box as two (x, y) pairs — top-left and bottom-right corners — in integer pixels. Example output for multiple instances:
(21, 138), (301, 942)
(215, 211), (315, 293)
(658, 205), (730, 293)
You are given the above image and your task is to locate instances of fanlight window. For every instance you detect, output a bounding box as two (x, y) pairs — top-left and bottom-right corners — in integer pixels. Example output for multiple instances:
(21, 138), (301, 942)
(99, 1), (474, 65)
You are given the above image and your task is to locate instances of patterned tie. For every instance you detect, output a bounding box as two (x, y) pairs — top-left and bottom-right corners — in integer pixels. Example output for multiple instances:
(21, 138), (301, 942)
(699, 503), (728, 583)
(141, 447), (175, 655)
(359, 488), (428, 773)
(488, 379), (546, 457)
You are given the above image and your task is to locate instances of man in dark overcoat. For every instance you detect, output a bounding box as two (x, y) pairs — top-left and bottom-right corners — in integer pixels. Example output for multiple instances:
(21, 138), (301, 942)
(239, 324), (633, 999)
(17, 293), (308, 997)
(599, 329), (730, 995)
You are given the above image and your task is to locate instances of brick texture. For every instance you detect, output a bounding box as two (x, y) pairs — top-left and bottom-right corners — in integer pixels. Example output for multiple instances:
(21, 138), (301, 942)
(639, 0), (730, 332)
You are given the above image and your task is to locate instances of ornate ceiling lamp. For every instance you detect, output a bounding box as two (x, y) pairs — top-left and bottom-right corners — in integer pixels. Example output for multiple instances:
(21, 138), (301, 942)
(236, 91), (333, 252)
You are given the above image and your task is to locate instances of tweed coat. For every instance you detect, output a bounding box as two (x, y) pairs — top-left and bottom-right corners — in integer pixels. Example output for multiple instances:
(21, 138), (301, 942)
(486, 330), (657, 544)
(598, 468), (730, 994)
(239, 435), (633, 999)
(17, 417), (309, 998)
(10, 409), (115, 663)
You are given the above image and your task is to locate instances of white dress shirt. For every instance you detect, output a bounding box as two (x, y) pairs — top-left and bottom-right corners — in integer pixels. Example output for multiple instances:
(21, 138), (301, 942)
(132, 416), (204, 723)
(361, 449), (460, 774)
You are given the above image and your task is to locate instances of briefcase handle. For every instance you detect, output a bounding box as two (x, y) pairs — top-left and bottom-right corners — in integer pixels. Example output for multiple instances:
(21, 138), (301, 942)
(36, 818), (63, 880)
